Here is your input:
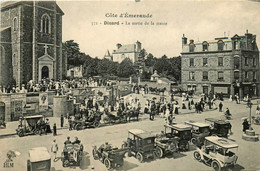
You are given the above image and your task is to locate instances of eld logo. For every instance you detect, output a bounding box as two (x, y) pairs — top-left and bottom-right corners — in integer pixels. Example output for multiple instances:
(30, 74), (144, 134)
(3, 150), (20, 168)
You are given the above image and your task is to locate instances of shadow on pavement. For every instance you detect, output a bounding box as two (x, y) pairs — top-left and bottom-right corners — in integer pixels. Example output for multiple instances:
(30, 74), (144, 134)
(231, 164), (245, 171)
(114, 160), (138, 171)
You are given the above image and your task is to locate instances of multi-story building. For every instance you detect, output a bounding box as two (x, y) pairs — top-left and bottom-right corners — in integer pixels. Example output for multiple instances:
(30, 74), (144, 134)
(112, 41), (141, 63)
(181, 30), (260, 98)
(0, 1), (66, 88)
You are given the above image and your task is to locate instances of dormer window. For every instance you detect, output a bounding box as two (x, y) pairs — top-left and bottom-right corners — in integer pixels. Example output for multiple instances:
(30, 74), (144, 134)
(202, 41), (208, 51)
(41, 14), (51, 34)
(217, 40), (224, 51)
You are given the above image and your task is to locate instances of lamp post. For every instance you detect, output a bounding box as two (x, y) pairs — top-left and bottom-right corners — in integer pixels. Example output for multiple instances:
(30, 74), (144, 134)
(247, 100), (253, 130)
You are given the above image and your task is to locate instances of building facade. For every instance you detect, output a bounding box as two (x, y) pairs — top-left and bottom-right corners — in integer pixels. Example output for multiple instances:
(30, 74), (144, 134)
(181, 31), (260, 98)
(112, 41), (141, 63)
(0, 1), (66, 88)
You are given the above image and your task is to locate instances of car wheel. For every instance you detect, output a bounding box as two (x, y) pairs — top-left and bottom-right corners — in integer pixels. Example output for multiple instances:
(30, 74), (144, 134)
(155, 147), (164, 158)
(92, 149), (98, 160)
(104, 158), (111, 169)
(136, 152), (143, 163)
(193, 151), (201, 162)
(121, 143), (126, 149)
(18, 131), (24, 137)
(212, 160), (221, 171)
(191, 138), (197, 145)
(34, 129), (40, 135)
(75, 124), (81, 131)
(63, 159), (70, 167)
(93, 121), (100, 128)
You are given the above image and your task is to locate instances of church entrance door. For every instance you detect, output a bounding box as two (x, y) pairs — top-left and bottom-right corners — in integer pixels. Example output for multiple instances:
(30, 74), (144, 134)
(42, 66), (49, 79)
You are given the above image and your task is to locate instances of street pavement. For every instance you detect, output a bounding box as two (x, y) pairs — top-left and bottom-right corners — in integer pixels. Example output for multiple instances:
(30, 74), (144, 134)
(0, 94), (260, 171)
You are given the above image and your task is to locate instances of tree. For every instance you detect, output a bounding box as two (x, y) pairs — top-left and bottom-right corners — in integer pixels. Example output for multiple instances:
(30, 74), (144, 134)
(117, 58), (135, 77)
(144, 53), (155, 67)
(63, 40), (80, 66)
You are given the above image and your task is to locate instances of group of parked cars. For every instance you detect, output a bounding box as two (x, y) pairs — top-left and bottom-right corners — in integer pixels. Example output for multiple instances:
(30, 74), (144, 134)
(24, 116), (238, 171)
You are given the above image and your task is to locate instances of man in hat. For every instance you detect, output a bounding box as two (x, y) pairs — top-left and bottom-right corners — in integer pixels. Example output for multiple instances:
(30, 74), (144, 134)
(72, 137), (81, 145)
(51, 139), (58, 161)
(64, 137), (71, 145)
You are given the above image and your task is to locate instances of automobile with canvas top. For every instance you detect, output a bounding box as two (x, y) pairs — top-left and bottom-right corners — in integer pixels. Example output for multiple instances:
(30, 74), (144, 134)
(194, 136), (238, 171)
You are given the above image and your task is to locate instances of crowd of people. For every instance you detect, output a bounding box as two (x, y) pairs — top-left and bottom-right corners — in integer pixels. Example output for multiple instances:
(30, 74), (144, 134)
(0, 77), (114, 94)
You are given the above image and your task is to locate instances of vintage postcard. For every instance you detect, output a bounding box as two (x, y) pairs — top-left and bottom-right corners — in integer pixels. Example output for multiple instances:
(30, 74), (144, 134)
(0, 0), (260, 171)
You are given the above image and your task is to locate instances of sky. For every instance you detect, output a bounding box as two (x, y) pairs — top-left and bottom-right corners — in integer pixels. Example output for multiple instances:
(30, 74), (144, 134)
(57, 0), (260, 58)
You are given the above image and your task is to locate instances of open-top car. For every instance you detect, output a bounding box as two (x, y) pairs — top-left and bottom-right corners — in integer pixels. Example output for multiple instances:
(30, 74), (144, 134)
(164, 124), (192, 151)
(92, 143), (128, 169)
(16, 115), (46, 137)
(194, 136), (238, 171)
(27, 147), (51, 171)
(61, 143), (83, 167)
(205, 118), (232, 138)
(73, 111), (102, 130)
(184, 120), (211, 147)
(122, 129), (156, 162)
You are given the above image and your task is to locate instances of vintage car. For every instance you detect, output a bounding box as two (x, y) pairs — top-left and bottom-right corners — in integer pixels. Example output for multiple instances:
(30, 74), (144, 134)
(61, 143), (83, 167)
(73, 111), (102, 130)
(122, 129), (156, 162)
(164, 124), (192, 151)
(184, 121), (211, 146)
(205, 118), (232, 138)
(194, 136), (239, 171)
(92, 143), (128, 169)
(154, 132), (180, 158)
(16, 115), (46, 137)
(27, 147), (51, 171)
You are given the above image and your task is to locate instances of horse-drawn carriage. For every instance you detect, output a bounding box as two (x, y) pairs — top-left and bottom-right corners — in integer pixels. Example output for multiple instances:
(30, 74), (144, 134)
(92, 143), (128, 169)
(103, 108), (140, 124)
(16, 115), (47, 137)
(72, 111), (102, 130)
(61, 143), (84, 167)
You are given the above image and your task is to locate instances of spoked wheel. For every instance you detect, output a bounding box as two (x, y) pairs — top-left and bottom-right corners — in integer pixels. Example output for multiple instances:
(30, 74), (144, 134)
(212, 160), (221, 171)
(75, 124), (82, 131)
(193, 151), (201, 162)
(191, 138), (197, 145)
(136, 152), (143, 163)
(104, 158), (111, 169)
(155, 147), (164, 158)
(34, 129), (40, 135)
(63, 159), (70, 167)
(18, 131), (24, 137)
(92, 149), (98, 160)
(93, 121), (100, 128)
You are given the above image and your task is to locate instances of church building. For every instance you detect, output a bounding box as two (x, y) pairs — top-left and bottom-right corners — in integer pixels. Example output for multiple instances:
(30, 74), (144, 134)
(0, 1), (66, 88)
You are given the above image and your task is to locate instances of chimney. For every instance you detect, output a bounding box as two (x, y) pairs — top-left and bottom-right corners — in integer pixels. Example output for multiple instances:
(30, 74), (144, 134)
(182, 34), (187, 48)
(116, 43), (122, 49)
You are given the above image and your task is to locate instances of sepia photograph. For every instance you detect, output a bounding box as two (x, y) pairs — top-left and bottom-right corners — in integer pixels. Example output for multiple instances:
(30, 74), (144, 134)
(0, 0), (260, 170)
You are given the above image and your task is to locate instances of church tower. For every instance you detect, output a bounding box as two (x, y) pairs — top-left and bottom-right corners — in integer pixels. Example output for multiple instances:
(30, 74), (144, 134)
(0, 1), (65, 87)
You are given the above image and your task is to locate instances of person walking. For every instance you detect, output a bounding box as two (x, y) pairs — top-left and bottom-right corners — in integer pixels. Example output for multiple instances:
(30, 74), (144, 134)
(53, 123), (57, 136)
(60, 115), (64, 128)
(51, 139), (58, 161)
(219, 102), (223, 112)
